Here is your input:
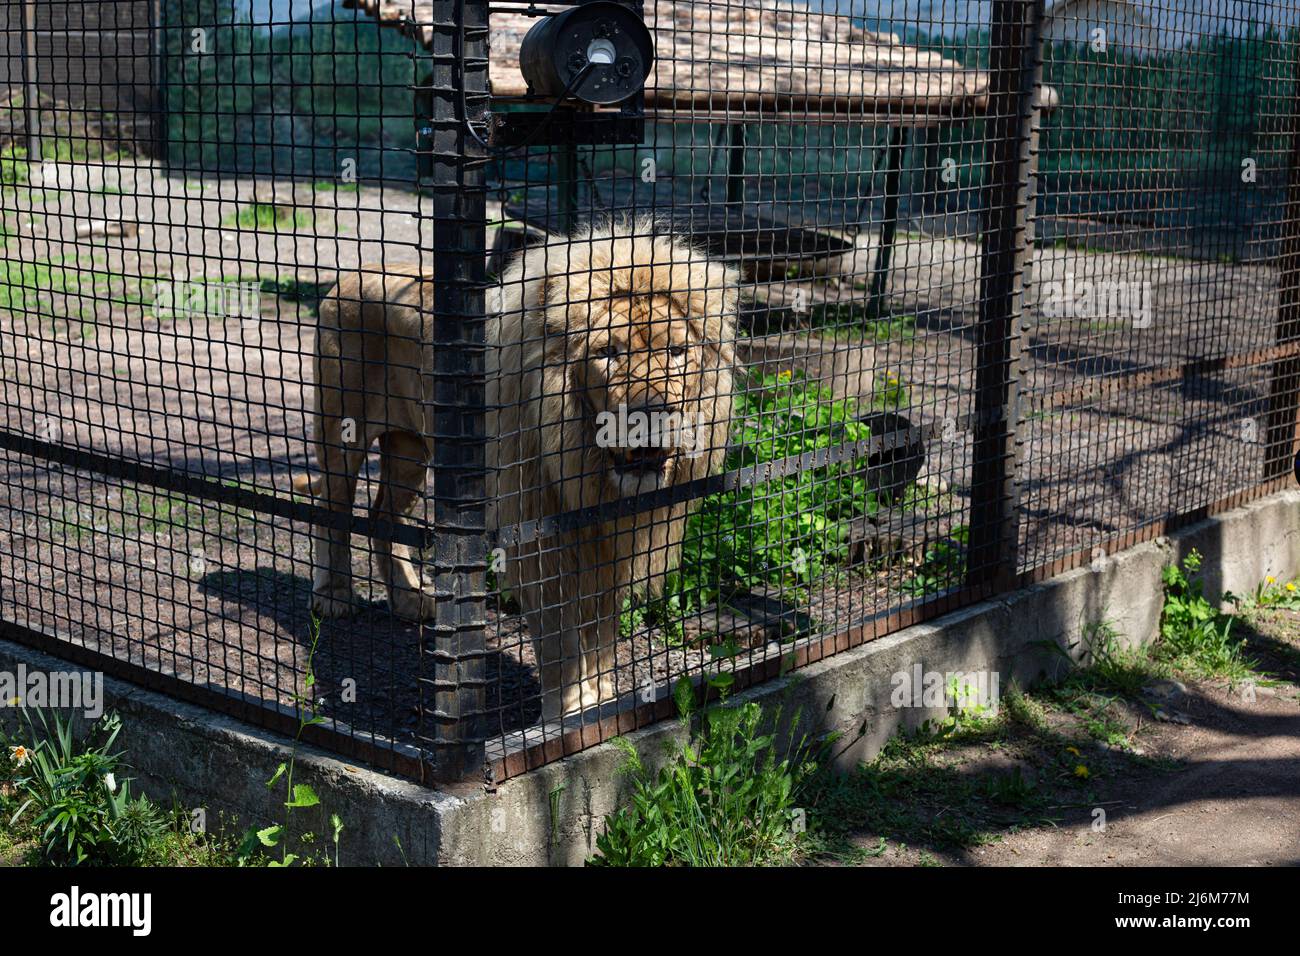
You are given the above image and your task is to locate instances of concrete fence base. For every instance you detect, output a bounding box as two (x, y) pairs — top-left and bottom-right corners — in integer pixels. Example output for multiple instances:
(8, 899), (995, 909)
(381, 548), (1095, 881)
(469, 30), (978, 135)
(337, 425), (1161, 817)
(2, 490), (1297, 865)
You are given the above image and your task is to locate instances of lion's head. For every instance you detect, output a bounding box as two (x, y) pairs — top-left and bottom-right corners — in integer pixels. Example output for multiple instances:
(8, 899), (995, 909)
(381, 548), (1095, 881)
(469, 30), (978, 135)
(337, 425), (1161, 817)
(529, 222), (739, 507)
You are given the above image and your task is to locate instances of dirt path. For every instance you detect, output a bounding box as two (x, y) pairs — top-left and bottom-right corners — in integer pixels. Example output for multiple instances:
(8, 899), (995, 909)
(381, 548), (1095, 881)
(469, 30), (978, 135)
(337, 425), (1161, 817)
(962, 683), (1300, 867)
(815, 604), (1300, 867)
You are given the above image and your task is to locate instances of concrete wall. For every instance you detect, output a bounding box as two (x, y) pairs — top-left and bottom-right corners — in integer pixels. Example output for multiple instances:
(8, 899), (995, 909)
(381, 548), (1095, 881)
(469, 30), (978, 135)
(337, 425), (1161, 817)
(3, 1), (159, 153)
(1, 489), (1297, 865)
(0, 4), (21, 90)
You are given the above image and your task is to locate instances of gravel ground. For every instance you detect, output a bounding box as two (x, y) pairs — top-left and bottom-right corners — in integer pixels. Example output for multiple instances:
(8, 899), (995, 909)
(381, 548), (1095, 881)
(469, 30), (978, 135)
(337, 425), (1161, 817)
(0, 158), (1281, 763)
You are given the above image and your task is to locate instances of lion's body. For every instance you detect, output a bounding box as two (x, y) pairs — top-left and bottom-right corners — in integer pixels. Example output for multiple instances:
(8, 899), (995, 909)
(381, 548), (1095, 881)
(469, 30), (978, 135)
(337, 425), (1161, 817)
(304, 221), (738, 720)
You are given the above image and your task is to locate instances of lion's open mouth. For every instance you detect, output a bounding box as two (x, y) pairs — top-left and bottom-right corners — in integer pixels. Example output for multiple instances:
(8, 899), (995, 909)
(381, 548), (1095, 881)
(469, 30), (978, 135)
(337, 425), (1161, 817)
(609, 446), (671, 477)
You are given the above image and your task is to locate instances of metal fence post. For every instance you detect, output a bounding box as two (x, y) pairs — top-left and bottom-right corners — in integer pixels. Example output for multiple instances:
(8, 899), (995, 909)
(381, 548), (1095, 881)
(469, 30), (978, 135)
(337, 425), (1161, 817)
(20, 0), (40, 158)
(424, 0), (490, 781)
(1264, 49), (1300, 483)
(868, 125), (908, 317)
(151, 0), (167, 162)
(967, 0), (1045, 592)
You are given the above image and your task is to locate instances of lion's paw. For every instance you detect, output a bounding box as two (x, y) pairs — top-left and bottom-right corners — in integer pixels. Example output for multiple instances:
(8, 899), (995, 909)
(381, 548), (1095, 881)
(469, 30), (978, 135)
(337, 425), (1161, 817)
(548, 679), (615, 720)
(388, 587), (435, 622)
(310, 587), (357, 619)
(597, 675), (617, 703)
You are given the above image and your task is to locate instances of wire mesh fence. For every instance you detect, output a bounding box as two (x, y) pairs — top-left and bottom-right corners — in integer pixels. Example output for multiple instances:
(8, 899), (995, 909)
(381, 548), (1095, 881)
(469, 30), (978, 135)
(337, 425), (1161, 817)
(1, 0), (1297, 784)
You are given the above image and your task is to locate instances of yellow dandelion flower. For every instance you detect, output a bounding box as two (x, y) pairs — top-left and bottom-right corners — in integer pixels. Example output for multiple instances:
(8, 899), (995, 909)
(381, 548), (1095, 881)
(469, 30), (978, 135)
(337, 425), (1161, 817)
(1287, 583), (1296, 593)
(1267, 576), (1276, 585)
(1073, 764), (1090, 779)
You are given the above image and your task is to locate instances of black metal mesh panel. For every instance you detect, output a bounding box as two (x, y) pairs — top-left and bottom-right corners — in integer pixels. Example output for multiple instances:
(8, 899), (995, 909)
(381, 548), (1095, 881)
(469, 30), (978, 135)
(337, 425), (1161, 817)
(481, 0), (1023, 773)
(0, 0), (1295, 784)
(1018, 0), (1297, 573)
(0, 0), (441, 777)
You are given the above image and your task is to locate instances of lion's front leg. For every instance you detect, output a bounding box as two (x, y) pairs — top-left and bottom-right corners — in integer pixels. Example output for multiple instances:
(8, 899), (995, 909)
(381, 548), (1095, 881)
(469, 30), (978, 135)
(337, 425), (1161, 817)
(535, 628), (584, 723)
(310, 441), (366, 619)
(530, 604), (615, 721)
(579, 603), (620, 710)
(374, 431), (434, 622)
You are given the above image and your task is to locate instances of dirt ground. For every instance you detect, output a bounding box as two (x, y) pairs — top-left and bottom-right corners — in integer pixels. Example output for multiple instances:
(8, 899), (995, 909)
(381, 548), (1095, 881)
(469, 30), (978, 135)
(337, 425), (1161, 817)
(0, 157), (1283, 766)
(816, 605), (1300, 867)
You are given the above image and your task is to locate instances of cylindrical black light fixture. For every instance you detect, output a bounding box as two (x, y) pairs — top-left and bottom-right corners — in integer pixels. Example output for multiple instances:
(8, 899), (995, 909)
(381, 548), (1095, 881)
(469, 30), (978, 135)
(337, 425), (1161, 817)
(519, 1), (655, 106)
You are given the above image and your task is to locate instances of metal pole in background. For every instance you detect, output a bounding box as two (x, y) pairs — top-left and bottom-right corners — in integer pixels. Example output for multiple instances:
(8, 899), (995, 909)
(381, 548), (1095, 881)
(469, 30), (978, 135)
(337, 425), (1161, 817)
(1263, 43), (1300, 483)
(967, 0), (1045, 593)
(151, 0), (167, 162)
(20, 0), (40, 159)
(726, 122), (747, 206)
(424, 0), (490, 782)
(557, 140), (578, 235)
(868, 125), (908, 317)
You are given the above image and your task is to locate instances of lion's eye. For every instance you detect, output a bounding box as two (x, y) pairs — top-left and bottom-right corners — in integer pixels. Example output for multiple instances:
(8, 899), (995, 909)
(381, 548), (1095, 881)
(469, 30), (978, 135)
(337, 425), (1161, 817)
(598, 344), (621, 360)
(668, 344), (688, 359)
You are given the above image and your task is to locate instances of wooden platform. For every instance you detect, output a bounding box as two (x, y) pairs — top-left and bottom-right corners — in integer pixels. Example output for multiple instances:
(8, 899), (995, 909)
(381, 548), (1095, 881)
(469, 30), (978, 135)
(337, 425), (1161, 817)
(341, 0), (1053, 122)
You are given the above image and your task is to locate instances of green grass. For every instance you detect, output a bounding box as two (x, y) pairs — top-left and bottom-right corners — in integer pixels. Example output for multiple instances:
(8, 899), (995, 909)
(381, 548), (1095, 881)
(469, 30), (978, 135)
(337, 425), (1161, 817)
(222, 202), (312, 232)
(811, 304), (918, 341)
(589, 681), (819, 867)
(118, 488), (209, 535)
(1043, 628), (1162, 749)
(870, 370), (910, 411)
(605, 564), (1299, 867)
(898, 526), (969, 597)
(1049, 686), (1138, 750)
(802, 697), (1056, 857)
(0, 710), (264, 867)
(4, 185), (64, 207)
(1035, 560), (1258, 753)
(1037, 554), (1272, 749)
(46, 484), (248, 543)
(0, 135), (126, 196)
(0, 258), (127, 312)
(0, 257), (147, 332)
(312, 180), (360, 193)
(0, 145), (29, 186)
(1071, 619), (1171, 697)
(1154, 550), (1255, 681)
(799, 570), (1286, 864)
(37, 136), (122, 164)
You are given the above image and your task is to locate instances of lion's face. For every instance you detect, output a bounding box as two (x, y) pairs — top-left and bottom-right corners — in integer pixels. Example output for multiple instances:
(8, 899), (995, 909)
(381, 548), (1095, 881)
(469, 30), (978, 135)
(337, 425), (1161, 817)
(570, 291), (717, 497)
(514, 224), (739, 508)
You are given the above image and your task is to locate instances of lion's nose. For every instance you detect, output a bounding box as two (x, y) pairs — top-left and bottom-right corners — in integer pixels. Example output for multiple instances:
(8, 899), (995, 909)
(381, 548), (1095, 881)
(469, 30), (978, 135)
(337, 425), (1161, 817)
(624, 399), (673, 423)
